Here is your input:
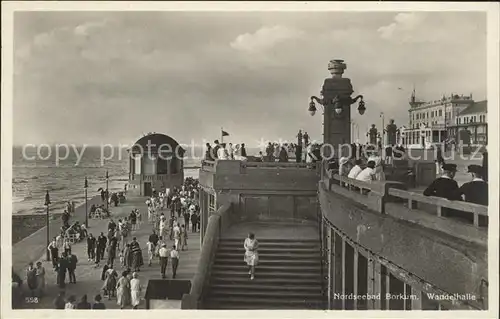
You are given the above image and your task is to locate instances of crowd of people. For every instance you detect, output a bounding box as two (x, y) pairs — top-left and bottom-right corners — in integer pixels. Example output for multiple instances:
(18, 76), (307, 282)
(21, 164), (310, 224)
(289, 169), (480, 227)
(335, 143), (489, 221)
(15, 176), (202, 310)
(205, 140), (248, 161)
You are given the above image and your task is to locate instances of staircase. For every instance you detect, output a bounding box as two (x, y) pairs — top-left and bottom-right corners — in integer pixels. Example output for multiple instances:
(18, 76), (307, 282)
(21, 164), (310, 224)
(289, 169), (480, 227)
(204, 238), (326, 309)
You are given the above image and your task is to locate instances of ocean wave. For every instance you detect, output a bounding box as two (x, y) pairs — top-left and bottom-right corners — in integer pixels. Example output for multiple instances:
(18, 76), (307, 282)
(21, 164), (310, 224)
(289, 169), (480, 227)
(13, 179), (29, 184)
(13, 196), (24, 203)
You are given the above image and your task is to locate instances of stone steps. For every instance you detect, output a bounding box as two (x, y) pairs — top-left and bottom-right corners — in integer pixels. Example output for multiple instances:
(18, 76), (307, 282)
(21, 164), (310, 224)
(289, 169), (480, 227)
(204, 238), (325, 309)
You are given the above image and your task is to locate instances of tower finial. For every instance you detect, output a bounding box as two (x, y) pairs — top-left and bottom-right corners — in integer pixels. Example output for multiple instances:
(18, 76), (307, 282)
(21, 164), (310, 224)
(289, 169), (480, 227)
(410, 83), (416, 103)
(328, 59), (346, 78)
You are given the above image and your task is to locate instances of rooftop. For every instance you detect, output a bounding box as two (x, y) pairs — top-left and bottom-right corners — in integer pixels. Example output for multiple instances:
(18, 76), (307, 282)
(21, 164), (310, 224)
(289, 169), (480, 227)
(131, 132), (185, 155)
(458, 100), (487, 116)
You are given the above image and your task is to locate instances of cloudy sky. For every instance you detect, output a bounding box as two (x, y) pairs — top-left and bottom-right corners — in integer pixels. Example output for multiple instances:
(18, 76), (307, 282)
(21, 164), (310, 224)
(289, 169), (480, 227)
(13, 10), (486, 146)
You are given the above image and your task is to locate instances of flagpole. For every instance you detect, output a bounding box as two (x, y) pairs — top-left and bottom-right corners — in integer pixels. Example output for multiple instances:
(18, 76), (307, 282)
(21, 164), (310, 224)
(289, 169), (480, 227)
(221, 127), (224, 144)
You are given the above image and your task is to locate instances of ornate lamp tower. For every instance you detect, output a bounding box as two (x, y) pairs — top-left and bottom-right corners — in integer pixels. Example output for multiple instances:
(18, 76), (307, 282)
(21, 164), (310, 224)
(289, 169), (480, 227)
(386, 119), (398, 146)
(367, 124), (378, 145)
(309, 59), (365, 158)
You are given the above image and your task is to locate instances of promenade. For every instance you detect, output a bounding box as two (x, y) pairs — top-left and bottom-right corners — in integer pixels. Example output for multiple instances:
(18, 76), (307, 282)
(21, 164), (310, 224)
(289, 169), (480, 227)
(12, 195), (103, 274)
(15, 196), (201, 310)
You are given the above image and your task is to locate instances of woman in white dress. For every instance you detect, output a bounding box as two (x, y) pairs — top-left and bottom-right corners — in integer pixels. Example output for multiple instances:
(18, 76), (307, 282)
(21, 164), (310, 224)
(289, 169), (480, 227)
(244, 233), (259, 280)
(130, 272), (142, 309)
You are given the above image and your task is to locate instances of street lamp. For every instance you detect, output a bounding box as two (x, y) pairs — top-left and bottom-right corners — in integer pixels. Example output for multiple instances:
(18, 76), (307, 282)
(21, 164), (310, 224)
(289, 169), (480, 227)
(105, 170), (109, 211)
(309, 94), (365, 117)
(308, 59), (366, 159)
(44, 191), (51, 261)
(84, 176), (88, 228)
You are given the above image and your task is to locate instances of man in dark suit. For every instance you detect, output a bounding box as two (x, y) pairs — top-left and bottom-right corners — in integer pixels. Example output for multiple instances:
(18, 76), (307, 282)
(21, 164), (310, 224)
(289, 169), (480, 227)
(423, 163), (461, 201)
(458, 165), (488, 206)
(423, 163), (464, 219)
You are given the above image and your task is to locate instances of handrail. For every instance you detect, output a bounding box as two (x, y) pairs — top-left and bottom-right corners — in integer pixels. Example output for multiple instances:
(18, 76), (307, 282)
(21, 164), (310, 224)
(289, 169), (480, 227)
(326, 169), (488, 228)
(388, 188), (488, 226)
(332, 173), (384, 194)
(243, 162), (317, 168)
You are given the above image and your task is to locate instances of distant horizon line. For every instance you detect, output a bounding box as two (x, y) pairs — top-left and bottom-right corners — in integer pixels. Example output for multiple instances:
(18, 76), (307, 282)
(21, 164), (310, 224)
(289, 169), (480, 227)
(11, 144), (264, 148)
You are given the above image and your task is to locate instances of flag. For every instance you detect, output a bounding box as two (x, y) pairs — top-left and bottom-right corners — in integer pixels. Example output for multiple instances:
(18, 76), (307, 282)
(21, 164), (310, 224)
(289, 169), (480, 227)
(222, 130), (229, 137)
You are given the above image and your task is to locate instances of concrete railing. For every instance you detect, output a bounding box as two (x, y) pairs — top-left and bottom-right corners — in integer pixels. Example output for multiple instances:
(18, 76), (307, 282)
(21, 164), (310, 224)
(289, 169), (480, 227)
(325, 171), (488, 229)
(181, 203), (233, 309)
(388, 188), (488, 227)
(201, 159), (317, 172)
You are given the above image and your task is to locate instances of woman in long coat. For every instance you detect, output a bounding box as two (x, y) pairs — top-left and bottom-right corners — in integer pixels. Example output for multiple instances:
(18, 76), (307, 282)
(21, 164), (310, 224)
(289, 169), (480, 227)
(116, 271), (131, 309)
(35, 261), (45, 297)
(129, 238), (144, 272)
(130, 272), (142, 309)
(26, 262), (38, 297)
(102, 267), (117, 300)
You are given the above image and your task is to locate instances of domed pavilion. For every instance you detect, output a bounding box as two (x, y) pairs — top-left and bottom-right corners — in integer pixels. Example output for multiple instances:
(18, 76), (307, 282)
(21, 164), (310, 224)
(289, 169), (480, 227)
(128, 133), (185, 196)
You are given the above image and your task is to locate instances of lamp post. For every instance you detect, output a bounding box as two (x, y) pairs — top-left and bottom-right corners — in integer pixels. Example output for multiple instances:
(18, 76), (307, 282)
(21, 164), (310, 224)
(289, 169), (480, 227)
(84, 176), (88, 228)
(44, 191), (51, 261)
(380, 112), (385, 146)
(308, 59), (365, 159)
(105, 171), (109, 211)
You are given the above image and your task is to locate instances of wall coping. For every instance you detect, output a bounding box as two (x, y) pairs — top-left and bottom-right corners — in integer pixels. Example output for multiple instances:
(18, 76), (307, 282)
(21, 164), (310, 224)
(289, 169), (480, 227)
(181, 203), (233, 309)
(201, 159), (318, 174)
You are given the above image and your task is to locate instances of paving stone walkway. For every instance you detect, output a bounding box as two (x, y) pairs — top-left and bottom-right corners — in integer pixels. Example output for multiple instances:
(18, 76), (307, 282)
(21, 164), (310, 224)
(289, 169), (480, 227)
(15, 196), (201, 310)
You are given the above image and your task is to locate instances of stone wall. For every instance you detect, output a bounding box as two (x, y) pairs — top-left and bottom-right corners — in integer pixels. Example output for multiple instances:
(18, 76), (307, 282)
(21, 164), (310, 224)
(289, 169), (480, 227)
(319, 182), (487, 301)
(12, 214), (51, 244)
(199, 160), (320, 224)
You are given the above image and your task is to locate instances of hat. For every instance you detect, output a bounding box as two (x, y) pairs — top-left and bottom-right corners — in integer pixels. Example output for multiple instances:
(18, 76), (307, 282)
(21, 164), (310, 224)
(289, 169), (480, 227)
(442, 163), (457, 172)
(467, 164), (483, 174)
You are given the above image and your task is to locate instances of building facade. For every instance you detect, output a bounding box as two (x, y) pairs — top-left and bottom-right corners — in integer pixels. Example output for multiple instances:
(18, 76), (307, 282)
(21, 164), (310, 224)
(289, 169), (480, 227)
(401, 92), (478, 148)
(128, 133), (185, 196)
(451, 100), (487, 145)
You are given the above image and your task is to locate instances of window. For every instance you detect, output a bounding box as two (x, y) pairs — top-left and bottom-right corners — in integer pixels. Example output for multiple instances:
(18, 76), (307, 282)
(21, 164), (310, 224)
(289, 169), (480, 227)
(439, 110), (442, 116)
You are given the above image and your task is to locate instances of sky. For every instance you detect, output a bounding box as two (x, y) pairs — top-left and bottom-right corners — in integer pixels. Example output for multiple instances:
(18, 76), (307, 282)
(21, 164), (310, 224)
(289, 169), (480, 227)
(13, 11), (487, 147)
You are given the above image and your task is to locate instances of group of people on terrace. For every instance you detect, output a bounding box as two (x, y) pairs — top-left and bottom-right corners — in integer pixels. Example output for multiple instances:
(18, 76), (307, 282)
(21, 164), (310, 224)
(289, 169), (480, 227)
(205, 140), (248, 161)
(334, 142), (489, 224)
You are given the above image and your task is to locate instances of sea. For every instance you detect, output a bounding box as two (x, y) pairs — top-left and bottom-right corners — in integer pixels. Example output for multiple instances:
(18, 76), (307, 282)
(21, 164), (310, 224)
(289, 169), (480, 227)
(12, 145), (262, 216)
(12, 146), (204, 216)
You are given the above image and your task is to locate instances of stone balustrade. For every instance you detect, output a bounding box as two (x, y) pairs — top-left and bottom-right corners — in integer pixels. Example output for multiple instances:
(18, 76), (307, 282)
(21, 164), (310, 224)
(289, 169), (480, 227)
(326, 171), (488, 229)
